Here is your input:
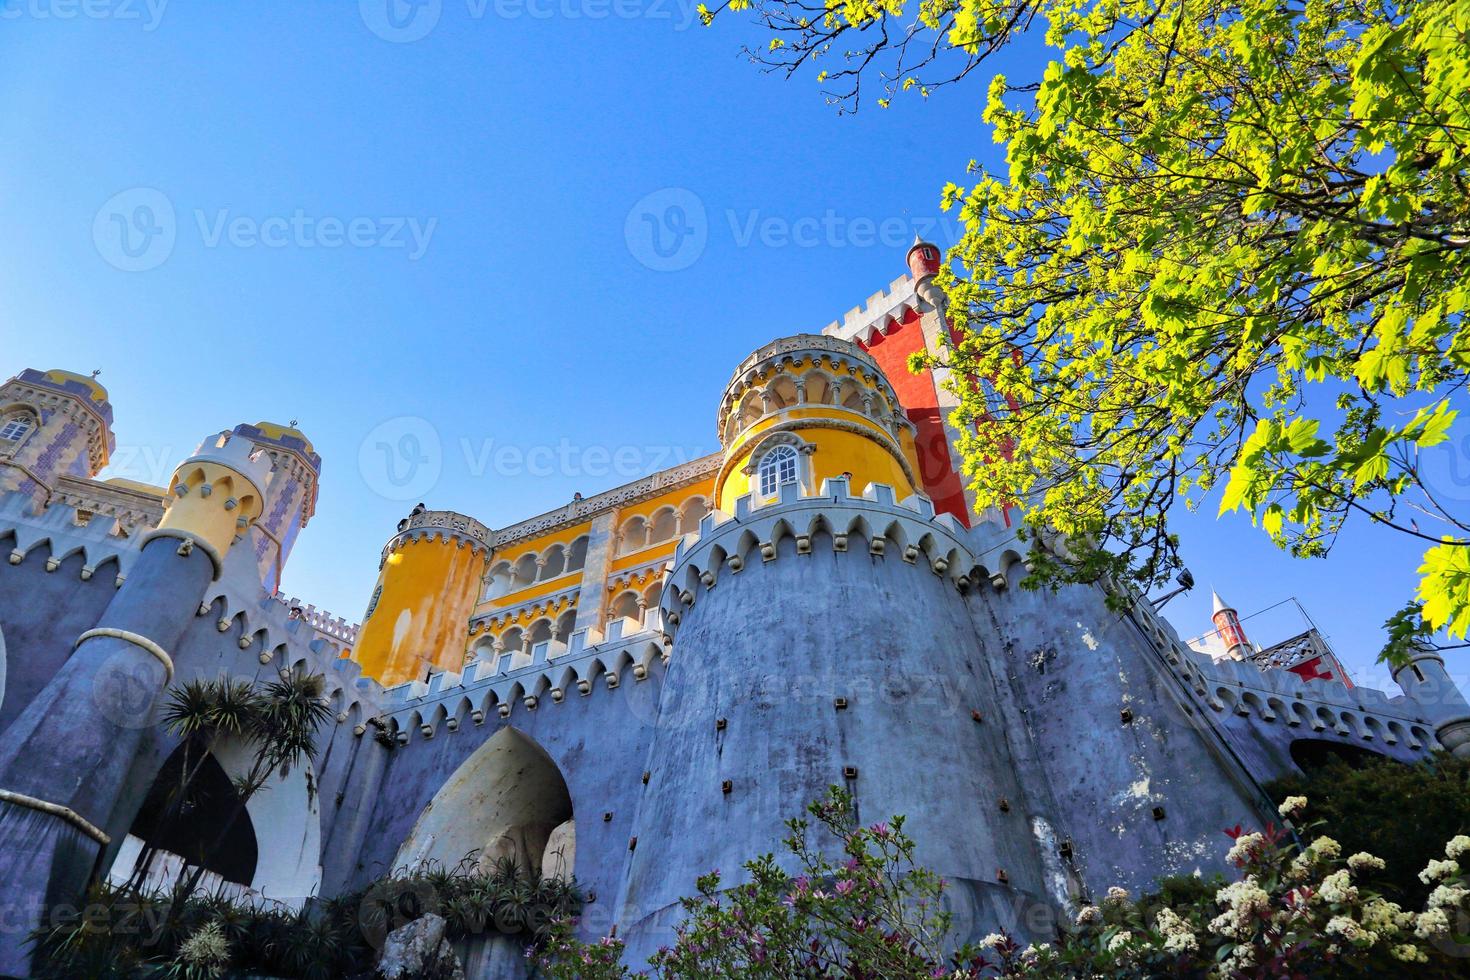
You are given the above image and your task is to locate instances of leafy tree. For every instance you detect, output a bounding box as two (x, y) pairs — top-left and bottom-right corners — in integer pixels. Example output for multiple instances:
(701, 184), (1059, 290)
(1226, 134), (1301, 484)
(1266, 751), (1470, 906)
(699, 0), (1470, 662)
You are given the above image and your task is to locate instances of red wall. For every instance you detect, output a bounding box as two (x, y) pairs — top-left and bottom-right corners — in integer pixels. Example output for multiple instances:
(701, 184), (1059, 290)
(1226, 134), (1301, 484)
(857, 307), (971, 527)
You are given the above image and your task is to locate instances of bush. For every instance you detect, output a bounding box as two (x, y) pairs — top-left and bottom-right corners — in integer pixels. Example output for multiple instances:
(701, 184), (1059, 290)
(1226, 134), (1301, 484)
(31, 856), (581, 980)
(1266, 751), (1470, 905)
(536, 790), (1470, 978)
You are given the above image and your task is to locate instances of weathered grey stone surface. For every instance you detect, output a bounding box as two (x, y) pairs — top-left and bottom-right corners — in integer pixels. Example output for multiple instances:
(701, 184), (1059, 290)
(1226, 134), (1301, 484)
(378, 914), (465, 980)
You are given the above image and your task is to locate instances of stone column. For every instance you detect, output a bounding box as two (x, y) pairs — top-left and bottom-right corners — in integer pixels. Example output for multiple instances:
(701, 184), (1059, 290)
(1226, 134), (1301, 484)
(572, 510), (618, 635)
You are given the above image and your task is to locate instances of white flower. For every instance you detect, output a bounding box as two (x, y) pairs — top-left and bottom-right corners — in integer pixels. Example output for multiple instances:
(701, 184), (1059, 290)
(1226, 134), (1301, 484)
(1223, 942), (1257, 971)
(1075, 904), (1102, 925)
(1105, 886), (1130, 904)
(1419, 858), (1460, 884)
(1362, 897), (1410, 936)
(1347, 852), (1385, 875)
(1278, 795), (1308, 818)
(1306, 836), (1341, 861)
(1155, 908), (1199, 951)
(1226, 832), (1265, 865)
(1446, 835), (1470, 860)
(1326, 916), (1361, 942)
(1428, 884), (1469, 910)
(1211, 876), (1271, 938)
(978, 933), (1005, 949)
(1391, 943), (1429, 963)
(1414, 907), (1450, 939)
(1105, 930), (1133, 953)
(1319, 870), (1358, 905)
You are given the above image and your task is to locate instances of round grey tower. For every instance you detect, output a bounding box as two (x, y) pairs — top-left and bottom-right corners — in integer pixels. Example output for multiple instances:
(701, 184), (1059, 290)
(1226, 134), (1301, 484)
(615, 336), (1057, 960)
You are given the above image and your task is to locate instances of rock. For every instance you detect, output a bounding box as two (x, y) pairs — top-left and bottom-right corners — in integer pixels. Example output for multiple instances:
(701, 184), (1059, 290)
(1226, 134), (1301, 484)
(377, 913), (466, 980)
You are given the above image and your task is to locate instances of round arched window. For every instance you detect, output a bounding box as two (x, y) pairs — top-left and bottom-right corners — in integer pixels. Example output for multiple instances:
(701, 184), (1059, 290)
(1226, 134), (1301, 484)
(0, 414), (34, 444)
(758, 445), (799, 497)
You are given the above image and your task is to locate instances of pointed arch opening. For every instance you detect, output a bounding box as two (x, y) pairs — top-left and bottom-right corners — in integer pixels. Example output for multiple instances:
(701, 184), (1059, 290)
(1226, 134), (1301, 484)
(394, 727), (575, 879)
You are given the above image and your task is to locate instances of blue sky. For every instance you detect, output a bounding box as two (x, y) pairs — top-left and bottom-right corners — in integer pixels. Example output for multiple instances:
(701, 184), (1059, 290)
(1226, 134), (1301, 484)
(0, 1), (1451, 686)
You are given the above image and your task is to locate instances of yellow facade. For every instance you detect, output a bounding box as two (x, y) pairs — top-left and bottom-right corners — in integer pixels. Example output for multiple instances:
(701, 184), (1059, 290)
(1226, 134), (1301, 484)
(347, 335), (915, 685)
(355, 527), (489, 686)
(717, 423), (915, 509)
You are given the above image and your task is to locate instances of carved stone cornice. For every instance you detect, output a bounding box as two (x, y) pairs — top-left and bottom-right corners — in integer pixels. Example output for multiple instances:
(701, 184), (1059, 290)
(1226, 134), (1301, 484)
(489, 453), (722, 550)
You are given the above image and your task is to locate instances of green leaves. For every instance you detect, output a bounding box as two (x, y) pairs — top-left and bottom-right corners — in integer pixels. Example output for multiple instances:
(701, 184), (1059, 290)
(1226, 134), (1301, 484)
(706, 0), (1470, 659)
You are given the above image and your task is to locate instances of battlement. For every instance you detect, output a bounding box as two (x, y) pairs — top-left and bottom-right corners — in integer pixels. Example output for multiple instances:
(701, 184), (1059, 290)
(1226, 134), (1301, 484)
(380, 508), (494, 564)
(820, 274), (921, 344)
(372, 619), (666, 744)
(274, 594), (361, 645)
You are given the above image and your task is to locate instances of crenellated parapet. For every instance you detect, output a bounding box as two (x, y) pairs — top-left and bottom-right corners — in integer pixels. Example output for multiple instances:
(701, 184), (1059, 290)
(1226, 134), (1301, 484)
(371, 624), (665, 745)
(1114, 575), (1445, 761)
(819, 274), (923, 345)
(378, 508), (493, 567)
(660, 477), (972, 638)
(274, 594), (361, 652)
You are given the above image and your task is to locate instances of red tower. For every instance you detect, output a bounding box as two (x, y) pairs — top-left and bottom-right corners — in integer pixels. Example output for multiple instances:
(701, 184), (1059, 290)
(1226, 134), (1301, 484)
(906, 236), (942, 282)
(1211, 591), (1253, 660)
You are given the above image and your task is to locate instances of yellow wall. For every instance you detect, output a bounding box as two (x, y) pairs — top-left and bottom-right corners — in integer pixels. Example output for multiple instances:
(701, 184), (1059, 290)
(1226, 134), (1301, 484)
(354, 538), (485, 686)
(717, 423), (915, 510)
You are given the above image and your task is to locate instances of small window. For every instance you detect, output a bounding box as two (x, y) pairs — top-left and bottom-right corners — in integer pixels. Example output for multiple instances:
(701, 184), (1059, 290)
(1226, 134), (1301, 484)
(363, 584), (383, 621)
(0, 416), (32, 442)
(758, 445), (799, 497)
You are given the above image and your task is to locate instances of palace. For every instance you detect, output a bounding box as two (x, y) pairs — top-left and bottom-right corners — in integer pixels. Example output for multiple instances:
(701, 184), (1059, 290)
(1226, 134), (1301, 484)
(0, 242), (1465, 976)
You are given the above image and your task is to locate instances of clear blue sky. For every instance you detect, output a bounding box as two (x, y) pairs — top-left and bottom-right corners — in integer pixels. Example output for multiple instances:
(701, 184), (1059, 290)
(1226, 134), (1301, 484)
(0, 1), (1447, 687)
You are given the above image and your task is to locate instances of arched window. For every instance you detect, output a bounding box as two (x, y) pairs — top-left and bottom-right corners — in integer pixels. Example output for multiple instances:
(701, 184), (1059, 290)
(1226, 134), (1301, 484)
(0, 414), (33, 444)
(758, 445), (798, 497)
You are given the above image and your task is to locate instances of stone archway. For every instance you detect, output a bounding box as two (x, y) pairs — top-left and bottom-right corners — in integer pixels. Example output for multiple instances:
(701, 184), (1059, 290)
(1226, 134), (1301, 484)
(395, 727), (575, 878)
(109, 737), (322, 904)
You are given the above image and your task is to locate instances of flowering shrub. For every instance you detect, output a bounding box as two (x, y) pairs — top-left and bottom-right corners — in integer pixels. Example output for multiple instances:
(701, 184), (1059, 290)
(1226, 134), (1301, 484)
(537, 790), (1470, 978)
(535, 786), (985, 978)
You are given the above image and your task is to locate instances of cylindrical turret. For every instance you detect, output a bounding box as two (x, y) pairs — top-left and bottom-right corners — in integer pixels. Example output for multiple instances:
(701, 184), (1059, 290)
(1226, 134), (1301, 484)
(1393, 649), (1470, 759)
(713, 334), (921, 512)
(0, 429), (268, 975)
(230, 422), (322, 593)
(1210, 591), (1252, 660)
(617, 341), (1050, 960)
(353, 508), (492, 686)
(906, 235), (944, 310)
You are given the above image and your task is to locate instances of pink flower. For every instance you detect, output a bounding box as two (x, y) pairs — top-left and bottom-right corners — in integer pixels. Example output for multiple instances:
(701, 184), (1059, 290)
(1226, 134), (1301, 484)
(836, 880), (855, 896)
(871, 822), (892, 838)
